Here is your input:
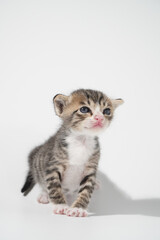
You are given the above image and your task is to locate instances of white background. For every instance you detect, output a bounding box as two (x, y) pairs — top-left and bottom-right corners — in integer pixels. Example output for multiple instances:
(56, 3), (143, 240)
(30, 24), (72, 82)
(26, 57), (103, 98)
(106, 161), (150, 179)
(0, 0), (160, 239)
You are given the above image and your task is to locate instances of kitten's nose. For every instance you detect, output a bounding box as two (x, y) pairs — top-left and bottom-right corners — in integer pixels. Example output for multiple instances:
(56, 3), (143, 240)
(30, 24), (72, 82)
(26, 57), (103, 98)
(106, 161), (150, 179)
(94, 114), (104, 122)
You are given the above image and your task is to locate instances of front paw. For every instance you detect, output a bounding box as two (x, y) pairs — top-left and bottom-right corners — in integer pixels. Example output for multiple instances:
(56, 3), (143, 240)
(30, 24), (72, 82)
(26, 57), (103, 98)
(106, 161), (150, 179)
(66, 207), (88, 217)
(53, 204), (68, 215)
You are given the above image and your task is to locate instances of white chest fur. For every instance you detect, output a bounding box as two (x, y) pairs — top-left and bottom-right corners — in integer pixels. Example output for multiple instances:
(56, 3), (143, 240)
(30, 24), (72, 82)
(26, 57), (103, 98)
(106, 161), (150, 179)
(61, 133), (96, 194)
(66, 133), (96, 165)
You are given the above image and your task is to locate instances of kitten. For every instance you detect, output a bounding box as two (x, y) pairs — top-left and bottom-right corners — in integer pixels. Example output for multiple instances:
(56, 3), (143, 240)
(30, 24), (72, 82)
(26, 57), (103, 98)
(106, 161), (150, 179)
(21, 89), (123, 217)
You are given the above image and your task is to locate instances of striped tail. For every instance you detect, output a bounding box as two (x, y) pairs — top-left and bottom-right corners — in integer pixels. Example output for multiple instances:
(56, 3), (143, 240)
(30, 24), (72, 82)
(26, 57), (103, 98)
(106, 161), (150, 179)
(21, 171), (35, 196)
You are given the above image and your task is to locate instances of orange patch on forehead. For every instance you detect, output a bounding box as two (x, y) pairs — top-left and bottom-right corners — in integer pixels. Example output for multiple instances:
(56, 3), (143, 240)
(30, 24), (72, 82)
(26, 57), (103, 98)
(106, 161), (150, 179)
(63, 94), (87, 116)
(71, 93), (87, 104)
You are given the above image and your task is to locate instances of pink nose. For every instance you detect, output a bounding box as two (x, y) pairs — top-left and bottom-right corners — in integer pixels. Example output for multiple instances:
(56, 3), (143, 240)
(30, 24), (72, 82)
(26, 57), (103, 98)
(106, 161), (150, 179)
(94, 115), (104, 122)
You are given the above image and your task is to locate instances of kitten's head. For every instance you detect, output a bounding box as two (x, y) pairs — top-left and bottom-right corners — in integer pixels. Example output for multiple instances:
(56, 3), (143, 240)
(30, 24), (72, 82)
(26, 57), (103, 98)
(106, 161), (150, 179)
(53, 89), (123, 136)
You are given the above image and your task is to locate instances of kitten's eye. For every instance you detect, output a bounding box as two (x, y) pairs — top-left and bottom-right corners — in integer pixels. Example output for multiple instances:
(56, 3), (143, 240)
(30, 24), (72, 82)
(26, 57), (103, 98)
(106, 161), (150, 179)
(80, 106), (90, 113)
(103, 108), (111, 115)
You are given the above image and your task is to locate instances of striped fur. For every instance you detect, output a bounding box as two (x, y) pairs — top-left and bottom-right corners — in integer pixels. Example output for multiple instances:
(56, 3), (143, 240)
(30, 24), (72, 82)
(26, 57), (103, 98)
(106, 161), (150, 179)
(21, 89), (123, 214)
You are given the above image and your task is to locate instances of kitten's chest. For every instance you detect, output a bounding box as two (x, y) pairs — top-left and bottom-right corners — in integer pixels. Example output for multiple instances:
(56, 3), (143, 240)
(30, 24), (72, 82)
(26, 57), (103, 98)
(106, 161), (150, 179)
(61, 134), (96, 194)
(66, 134), (96, 165)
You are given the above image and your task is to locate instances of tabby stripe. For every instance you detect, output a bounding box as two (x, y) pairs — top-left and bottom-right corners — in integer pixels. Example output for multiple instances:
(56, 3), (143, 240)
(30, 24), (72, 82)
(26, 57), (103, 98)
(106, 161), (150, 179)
(45, 169), (62, 181)
(57, 171), (62, 182)
(76, 113), (86, 119)
(99, 95), (104, 105)
(46, 177), (54, 182)
(49, 195), (65, 203)
(49, 189), (61, 196)
(73, 199), (88, 209)
(72, 109), (78, 115)
(47, 182), (61, 190)
(86, 92), (90, 99)
(45, 168), (59, 175)
(50, 195), (63, 200)
(80, 173), (95, 186)
(92, 150), (100, 157)
(60, 140), (68, 147)
(79, 194), (89, 204)
(79, 185), (94, 193)
(49, 193), (63, 200)
(70, 109), (79, 121)
(80, 101), (86, 105)
(46, 161), (62, 166)
(72, 120), (82, 127)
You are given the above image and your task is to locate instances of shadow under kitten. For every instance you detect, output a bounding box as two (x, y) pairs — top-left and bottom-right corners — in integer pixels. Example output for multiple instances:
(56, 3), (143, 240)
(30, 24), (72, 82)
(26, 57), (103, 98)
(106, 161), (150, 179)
(89, 171), (160, 217)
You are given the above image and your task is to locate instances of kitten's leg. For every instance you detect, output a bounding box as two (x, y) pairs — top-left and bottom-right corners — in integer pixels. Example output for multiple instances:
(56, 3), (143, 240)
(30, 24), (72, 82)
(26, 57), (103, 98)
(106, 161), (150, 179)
(45, 167), (68, 214)
(66, 150), (99, 217)
(66, 172), (96, 217)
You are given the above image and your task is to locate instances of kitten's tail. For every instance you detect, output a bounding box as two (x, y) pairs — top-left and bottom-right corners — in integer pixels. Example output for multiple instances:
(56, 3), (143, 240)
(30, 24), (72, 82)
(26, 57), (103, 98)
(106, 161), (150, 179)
(21, 171), (35, 196)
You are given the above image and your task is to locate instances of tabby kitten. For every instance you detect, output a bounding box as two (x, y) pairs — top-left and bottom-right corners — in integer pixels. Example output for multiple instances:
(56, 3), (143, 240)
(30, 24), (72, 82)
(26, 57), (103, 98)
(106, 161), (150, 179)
(21, 89), (123, 217)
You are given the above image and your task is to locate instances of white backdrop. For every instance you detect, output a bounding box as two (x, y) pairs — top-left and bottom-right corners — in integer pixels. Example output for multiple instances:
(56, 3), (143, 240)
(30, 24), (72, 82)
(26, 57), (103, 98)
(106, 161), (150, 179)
(0, 1), (160, 239)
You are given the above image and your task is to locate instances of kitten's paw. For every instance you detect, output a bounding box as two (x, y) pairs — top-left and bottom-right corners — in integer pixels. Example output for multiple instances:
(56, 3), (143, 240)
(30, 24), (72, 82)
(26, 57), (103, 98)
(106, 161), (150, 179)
(66, 207), (88, 217)
(37, 193), (49, 204)
(53, 204), (68, 215)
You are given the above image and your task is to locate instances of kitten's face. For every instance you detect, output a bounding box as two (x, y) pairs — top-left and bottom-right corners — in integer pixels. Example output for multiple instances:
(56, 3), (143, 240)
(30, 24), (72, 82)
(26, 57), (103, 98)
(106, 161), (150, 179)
(53, 89), (123, 136)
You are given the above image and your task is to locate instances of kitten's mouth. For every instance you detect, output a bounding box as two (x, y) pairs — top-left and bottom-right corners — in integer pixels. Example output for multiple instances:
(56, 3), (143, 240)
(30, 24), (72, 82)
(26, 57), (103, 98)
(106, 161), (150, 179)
(92, 122), (103, 128)
(85, 123), (104, 129)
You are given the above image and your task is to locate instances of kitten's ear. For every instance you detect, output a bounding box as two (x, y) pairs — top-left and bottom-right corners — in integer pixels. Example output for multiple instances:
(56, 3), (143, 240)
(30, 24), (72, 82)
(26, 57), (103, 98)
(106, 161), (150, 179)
(111, 98), (124, 109)
(53, 94), (69, 117)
